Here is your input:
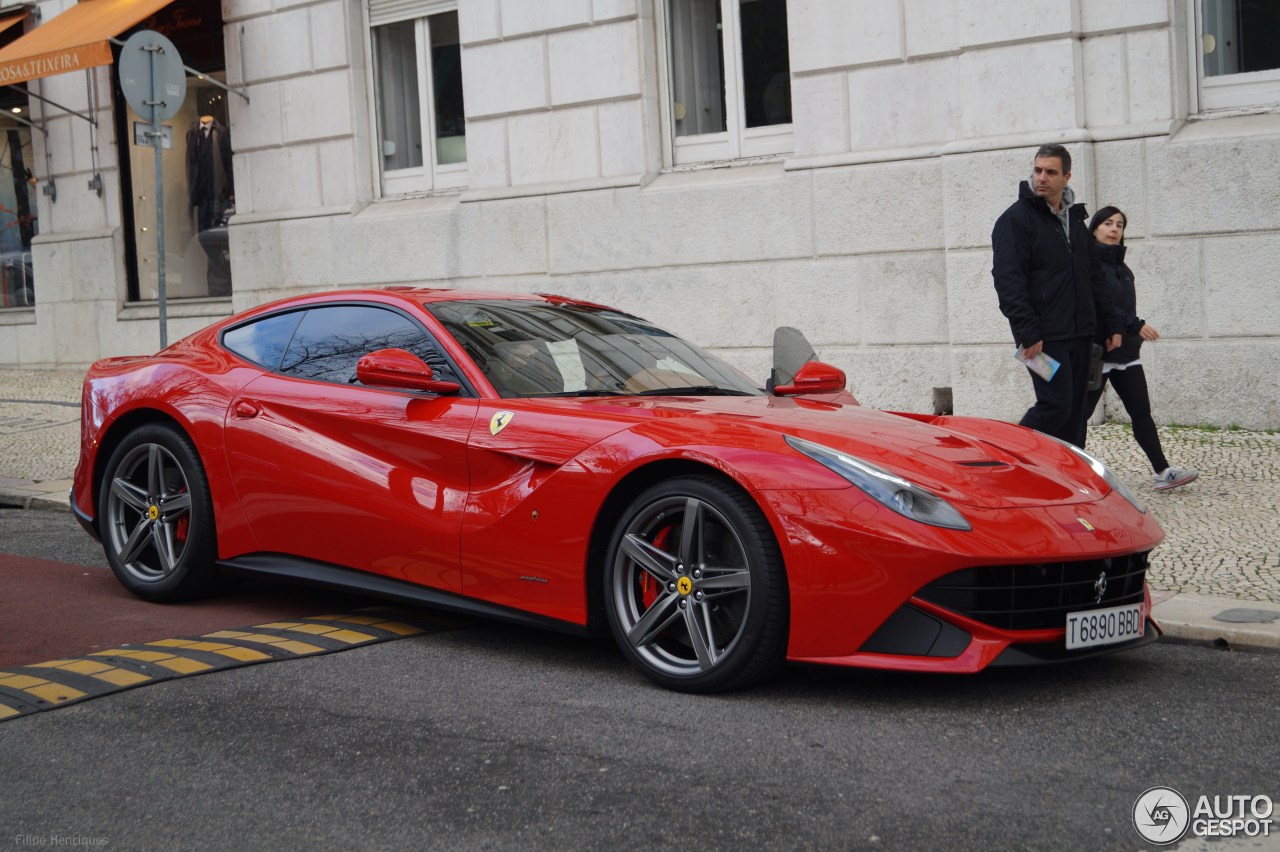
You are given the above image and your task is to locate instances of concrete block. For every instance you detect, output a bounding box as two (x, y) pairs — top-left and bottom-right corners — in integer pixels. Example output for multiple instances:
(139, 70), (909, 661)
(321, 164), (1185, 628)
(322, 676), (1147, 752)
(464, 118), (510, 189)
(1203, 235), (1280, 338)
(463, 38), (548, 117)
(508, 107), (600, 185)
(946, 248), (1011, 345)
(501, 0), (591, 37)
(957, 0), (1075, 48)
(548, 167), (811, 273)
(597, 99), (646, 177)
(311, 0), (350, 71)
(1123, 239), (1204, 339)
(1148, 135), (1280, 235)
(1082, 34), (1127, 128)
(789, 0), (901, 73)
(957, 41), (1077, 139)
(246, 146), (323, 213)
(593, 0), (636, 22)
(791, 72), (849, 158)
(904, 0), (958, 57)
(813, 160), (944, 255)
(318, 139), (359, 207)
(827, 345), (955, 413)
(860, 252), (949, 344)
(942, 147), (1039, 251)
(1146, 340), (1280, 429)
(460, 0), (502, 43)
(234, 83), (285, 150)
(1091, 140), (1147, 238)
(951, 345), (1032, 424)
(1127, 30), (1173, 123)
(1079, 0), (1169, 34)
(847, 56), (958, 151)
(283, 71), (354, 142)
(771, 258), (862, 347)
(480, 197), (548, 276)
(549, 21), (641, 106)
(240, 6), (313, 82)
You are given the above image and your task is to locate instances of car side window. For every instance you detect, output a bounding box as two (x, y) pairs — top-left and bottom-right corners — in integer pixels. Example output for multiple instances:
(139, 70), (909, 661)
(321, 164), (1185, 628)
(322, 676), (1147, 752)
(278, 305), (462, 387)
(221, 311), (305, 371)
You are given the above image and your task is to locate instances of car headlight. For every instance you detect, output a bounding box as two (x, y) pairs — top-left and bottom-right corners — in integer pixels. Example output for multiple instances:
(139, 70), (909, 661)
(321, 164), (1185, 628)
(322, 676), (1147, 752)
(785, 435), (971, 531)
(1057, 440), (1148, 514)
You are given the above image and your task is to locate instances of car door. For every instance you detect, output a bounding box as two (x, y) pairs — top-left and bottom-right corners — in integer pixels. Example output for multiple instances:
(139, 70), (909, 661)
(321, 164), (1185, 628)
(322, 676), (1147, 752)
(221, 303), (477, 593)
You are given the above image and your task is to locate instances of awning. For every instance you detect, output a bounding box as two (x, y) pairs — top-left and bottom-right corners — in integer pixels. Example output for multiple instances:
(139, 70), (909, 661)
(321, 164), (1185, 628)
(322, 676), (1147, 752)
(0, 0), (174, 86)
(0, 11), (28, 39)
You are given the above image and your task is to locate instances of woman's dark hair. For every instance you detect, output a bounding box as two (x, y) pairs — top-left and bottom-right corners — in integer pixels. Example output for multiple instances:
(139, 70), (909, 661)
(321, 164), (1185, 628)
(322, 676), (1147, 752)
(1090, 205), (1127, 244)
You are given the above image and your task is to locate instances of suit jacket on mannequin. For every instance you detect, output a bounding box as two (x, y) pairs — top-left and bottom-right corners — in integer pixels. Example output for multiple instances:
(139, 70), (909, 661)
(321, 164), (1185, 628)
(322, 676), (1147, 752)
(186, 118), (233, 230)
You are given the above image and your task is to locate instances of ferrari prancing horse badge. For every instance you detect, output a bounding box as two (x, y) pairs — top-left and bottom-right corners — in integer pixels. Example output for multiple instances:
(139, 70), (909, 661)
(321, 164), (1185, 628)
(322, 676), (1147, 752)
(490, 410), (515, 436)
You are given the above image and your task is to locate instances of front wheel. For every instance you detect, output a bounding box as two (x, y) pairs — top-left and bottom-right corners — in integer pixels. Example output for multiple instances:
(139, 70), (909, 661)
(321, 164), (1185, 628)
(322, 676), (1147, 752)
(98, 423), (220, 602)
(604, 474), (788, 693)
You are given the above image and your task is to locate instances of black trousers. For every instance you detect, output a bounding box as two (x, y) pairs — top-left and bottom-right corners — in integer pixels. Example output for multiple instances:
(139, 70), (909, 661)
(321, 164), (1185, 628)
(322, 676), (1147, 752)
(1019, 337), (1091, 447)
(1083, 364), (1169, 473)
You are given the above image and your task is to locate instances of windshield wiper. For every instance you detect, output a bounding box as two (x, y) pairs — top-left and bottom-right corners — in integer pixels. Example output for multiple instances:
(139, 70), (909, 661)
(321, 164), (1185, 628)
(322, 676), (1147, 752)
(633, 386), (754, 397)
(541, 389), (630, 397)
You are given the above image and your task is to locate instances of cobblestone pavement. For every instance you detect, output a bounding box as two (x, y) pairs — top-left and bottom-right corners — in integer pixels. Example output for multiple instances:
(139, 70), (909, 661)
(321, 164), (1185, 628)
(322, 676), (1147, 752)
(1085, 423), (1280, 605)
(2, 369), (1277, 607)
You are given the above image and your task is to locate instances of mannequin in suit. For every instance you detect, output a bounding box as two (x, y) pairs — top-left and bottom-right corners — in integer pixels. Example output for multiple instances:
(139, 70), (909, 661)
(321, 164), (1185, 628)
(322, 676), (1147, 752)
(185, 115), (233, 232)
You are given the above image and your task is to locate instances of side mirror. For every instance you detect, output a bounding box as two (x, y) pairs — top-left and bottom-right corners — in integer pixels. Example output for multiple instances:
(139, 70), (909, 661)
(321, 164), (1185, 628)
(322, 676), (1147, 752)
(356, 348), (461, 394)
(771, 360), (846, 396)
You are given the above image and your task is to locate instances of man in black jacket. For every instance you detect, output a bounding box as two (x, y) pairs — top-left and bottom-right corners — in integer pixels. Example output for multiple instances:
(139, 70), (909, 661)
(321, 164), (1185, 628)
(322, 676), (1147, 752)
(992, 144), (1145, 447)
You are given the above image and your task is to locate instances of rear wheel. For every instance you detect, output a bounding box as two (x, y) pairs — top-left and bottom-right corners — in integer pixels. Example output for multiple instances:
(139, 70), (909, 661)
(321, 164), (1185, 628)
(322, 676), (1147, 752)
(98, 423), (220, 601)
(604, 475), (788, 693)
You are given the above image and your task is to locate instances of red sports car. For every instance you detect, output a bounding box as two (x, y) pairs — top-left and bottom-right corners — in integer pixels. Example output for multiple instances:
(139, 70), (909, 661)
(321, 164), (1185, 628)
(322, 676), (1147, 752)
(72, 288), (1164, 692)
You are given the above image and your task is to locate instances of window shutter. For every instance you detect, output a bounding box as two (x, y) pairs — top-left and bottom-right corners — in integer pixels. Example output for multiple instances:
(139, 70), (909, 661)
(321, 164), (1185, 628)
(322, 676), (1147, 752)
(368, 0), (454, 27)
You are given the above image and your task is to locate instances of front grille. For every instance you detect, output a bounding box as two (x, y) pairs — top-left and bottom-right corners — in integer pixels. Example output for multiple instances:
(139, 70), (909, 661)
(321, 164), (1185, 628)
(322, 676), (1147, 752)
(915, 552), (1149, 631)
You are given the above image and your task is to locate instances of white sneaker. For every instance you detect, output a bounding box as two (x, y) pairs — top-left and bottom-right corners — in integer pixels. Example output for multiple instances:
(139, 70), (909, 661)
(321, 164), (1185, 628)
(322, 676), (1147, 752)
(1154, 466), (1199, 491)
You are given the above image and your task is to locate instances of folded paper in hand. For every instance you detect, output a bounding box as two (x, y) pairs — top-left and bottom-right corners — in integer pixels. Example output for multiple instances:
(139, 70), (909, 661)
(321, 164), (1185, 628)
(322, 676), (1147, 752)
(1015, 348), (1060, 381)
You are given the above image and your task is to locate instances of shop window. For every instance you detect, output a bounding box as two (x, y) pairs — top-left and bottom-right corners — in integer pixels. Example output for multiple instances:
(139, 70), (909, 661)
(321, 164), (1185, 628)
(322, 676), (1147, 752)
(369, 2), (466, 195)
(1197, 0), (1280, 111)
(118, 1), (234, 303)
(664, 0), (792, 165)
(0, 118), (35, 309)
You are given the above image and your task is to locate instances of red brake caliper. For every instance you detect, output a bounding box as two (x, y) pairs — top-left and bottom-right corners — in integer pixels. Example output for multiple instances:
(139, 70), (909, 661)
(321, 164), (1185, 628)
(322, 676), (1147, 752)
(640, 526), (673, 608)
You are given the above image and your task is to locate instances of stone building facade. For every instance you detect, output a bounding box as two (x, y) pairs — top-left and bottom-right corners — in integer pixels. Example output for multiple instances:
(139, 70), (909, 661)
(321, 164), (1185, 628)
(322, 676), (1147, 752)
(0, 0), (1277, 428)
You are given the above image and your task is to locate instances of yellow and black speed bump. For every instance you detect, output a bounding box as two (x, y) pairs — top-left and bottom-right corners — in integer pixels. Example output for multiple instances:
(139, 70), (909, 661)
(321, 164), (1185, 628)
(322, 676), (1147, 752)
(0, 609), (458, 722)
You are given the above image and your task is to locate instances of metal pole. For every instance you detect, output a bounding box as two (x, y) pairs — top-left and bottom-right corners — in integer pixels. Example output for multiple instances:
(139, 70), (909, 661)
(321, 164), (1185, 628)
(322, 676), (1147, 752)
(148, 44), (168, 349)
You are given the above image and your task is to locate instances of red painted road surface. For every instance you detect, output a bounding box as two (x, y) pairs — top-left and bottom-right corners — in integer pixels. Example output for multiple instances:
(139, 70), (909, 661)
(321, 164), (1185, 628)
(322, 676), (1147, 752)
(0, 552), (383, 668)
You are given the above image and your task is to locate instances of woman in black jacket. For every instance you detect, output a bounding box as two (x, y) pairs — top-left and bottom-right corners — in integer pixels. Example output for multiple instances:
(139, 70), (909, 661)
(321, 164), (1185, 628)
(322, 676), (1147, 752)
(1085, 206), (1199, 491)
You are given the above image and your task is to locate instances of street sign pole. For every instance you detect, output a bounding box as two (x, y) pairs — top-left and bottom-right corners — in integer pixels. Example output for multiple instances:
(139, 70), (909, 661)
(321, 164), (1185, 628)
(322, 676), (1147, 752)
(148, 42), (168, 348)
(118, 31), (185, 351)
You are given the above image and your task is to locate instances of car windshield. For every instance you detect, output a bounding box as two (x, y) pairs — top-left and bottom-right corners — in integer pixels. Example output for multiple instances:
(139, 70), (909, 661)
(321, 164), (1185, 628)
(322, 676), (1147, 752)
(424, 299), (762, 398)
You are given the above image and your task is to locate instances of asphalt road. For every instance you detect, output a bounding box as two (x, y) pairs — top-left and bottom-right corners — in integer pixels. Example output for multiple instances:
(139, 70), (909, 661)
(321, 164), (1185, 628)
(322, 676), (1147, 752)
(2, 509), (1278, 850)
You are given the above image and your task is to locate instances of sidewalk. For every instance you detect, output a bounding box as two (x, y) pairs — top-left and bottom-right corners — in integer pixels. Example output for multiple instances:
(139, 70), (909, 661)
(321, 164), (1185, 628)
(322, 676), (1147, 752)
(2, 367), (1278, 653)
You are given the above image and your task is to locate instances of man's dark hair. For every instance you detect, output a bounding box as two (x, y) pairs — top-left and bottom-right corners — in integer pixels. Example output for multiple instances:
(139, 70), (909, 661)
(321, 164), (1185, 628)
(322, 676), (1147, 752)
(1034, 143), (1071, 174)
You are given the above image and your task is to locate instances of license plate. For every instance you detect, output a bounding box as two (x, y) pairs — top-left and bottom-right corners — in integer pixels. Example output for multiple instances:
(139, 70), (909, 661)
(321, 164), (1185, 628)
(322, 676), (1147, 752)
(1065, 603), (1144, 650)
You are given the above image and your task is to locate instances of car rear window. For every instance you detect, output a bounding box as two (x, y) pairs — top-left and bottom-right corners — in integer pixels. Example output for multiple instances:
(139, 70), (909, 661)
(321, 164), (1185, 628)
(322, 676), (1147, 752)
(221, 311), (304, 371)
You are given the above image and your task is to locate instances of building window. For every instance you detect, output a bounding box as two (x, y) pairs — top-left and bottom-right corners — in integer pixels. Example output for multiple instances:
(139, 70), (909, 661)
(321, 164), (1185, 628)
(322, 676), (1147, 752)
(369, 2), (466, 195)
(0, 121), (35, 309)
(664, 0), (792, 165)
(1197, 0), (1280, 111)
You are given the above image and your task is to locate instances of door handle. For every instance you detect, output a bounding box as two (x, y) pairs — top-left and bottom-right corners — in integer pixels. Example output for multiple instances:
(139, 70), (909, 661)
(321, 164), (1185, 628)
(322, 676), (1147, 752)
(233, 400), (261, 419)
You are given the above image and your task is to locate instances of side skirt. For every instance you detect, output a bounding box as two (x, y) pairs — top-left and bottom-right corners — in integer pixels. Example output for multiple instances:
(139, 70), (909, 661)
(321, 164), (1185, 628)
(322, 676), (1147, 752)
(218, 553), (591, 638)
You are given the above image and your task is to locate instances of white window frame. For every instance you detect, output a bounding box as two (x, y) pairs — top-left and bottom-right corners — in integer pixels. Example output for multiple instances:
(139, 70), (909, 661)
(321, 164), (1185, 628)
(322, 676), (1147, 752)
(656, 0), (793, 167)
(365, 0), (467, 196)
(1192, 0), (1280, 113)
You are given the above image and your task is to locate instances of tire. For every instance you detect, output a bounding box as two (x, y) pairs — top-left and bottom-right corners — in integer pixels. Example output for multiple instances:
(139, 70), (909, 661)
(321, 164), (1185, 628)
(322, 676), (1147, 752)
(604, 474), (789, 693)
(97, 423), (221, 602)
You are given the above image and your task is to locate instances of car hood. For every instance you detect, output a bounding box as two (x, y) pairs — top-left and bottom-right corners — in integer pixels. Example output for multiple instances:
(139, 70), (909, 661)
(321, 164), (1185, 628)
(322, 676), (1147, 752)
(565, 395), (1104, 509)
